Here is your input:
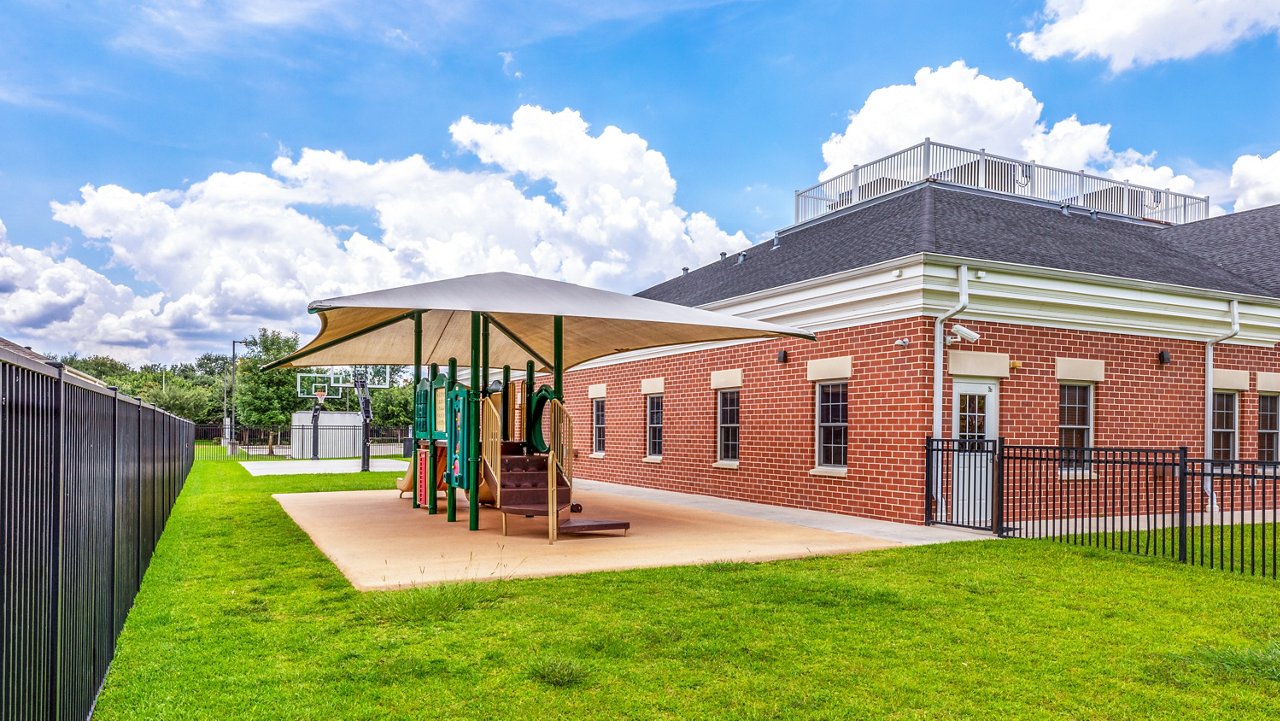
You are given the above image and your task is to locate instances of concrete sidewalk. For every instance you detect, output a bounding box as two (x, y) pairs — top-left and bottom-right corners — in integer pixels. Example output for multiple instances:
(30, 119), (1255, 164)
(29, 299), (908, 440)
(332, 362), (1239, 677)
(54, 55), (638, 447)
(575, 479), (991, 546)
(241, 459), (409, 476)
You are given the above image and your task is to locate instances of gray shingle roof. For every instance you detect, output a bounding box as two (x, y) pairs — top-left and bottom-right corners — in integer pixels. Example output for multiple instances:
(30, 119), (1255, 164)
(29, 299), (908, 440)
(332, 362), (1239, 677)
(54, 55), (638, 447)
(638, 183), (1278, 306)
(1161, 203), (1280, 298)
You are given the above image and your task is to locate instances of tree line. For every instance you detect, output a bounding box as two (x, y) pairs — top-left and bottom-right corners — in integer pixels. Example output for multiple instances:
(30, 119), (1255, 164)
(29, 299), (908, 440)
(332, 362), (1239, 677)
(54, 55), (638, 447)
(57, 328), (413, 427)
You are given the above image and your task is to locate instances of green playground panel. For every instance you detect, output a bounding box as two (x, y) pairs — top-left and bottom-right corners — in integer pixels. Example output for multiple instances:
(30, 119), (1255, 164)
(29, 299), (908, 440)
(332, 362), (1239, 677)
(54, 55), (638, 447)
(445, 387), (470, 490)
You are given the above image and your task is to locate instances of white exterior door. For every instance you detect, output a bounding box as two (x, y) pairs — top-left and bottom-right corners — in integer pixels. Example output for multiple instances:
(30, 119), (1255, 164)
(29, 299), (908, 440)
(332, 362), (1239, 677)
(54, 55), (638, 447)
(951, 380), (999, 527)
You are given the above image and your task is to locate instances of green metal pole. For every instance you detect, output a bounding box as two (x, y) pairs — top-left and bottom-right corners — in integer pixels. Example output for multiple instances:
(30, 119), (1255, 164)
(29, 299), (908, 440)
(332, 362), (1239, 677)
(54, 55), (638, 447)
(427, 361), (439, 515)
(481, 316), (490, 396)
(553, 315), (563, 400)
(501, 365), (511, 441)
(447, 357), (457, 523)
(469, 312), (482, 531)
(525, 360), (535, 446)
(412, 312), (422, 509)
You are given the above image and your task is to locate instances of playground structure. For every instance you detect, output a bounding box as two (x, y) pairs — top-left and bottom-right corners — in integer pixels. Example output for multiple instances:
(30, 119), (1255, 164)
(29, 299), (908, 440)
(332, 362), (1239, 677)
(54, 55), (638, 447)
(264, 272), (813, 543)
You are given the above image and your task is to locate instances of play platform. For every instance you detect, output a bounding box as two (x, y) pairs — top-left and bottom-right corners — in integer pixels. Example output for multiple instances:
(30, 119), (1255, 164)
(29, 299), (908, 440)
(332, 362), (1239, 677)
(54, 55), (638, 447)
(274, 483), (923, 589)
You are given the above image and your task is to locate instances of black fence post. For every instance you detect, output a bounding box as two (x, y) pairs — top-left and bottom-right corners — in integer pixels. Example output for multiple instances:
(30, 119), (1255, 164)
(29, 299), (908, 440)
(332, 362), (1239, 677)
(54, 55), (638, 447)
(1177, 446), (1188, 564)
(47, 362), (66, 718)
(993, 437), (1005, 536)
(924, 436), (934, 525)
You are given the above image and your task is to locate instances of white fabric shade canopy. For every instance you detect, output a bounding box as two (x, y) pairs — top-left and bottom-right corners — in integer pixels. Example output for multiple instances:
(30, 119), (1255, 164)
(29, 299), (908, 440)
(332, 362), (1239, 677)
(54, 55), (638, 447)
(265, 272), (814, 371)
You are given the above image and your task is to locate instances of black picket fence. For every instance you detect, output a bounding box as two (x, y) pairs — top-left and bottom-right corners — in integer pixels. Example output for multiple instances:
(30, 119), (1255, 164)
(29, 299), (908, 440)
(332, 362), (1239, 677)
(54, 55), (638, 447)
(927, 439), (1279, 579)
(194, 424), (412, 462)
(1, 346), (195, 721)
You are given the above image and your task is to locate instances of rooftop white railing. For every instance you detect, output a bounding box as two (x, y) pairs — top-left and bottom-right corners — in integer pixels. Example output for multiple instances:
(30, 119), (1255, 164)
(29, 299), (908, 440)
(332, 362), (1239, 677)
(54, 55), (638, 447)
(794, 139), (1211, 226)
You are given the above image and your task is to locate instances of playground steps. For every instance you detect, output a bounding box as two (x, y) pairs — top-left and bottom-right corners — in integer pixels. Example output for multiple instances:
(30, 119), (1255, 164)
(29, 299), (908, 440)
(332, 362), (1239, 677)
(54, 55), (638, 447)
(498, 504), (630, 536)
(495, 448), (629, 536)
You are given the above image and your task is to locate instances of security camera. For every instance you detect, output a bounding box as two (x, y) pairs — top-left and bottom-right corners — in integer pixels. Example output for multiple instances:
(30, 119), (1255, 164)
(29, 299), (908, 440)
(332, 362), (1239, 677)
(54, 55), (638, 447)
(951, 324), (981, 343)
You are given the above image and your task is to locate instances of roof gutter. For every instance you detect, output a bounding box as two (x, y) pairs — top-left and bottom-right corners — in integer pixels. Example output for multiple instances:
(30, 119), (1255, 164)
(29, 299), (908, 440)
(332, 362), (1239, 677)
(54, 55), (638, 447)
(933, 265), (969, 438)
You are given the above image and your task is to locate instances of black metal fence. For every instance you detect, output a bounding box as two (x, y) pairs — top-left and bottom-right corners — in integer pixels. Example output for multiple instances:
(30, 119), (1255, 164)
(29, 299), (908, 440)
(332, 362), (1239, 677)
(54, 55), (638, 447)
(927, 439), (1279, 578)
(1, 346), (194, 721)
(194, 424), (411, 462)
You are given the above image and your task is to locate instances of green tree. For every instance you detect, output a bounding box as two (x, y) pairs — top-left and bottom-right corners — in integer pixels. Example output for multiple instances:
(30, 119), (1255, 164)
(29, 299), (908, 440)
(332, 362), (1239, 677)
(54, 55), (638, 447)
(371, 384), (413, 426)
(143, 378), (214, 421)
(60, 353), (133, 386)
(233, 328), (310, 427)
(195, 353), (232, 381)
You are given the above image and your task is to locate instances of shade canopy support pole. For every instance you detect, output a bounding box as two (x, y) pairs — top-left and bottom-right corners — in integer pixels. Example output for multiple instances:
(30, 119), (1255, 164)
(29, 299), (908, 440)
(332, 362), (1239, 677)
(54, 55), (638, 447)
(446, 357), (457, 523)
(427, 361), (439, 515)
(525, 361), (535, 447)
(481, 316), (490, 395)
(411, 311), (422, 509)
(468, 311), (482, 532)
(501, 365), (511, 441)
(553, 315), (563, 400)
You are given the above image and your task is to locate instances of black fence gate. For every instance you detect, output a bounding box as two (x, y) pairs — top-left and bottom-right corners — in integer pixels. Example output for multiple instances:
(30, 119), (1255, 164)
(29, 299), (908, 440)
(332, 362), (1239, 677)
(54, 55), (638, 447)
(1, 346), (195, 721)
(926, 439), (1279, 579)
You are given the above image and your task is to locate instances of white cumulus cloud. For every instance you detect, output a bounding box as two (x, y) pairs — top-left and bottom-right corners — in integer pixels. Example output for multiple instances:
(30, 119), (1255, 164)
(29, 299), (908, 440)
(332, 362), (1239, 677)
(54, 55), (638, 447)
(1015, 0), (1280, 72)
(819, 60), (1280, 215)
(1230, 150), (1280, 210)
(4, 105), (747, 360)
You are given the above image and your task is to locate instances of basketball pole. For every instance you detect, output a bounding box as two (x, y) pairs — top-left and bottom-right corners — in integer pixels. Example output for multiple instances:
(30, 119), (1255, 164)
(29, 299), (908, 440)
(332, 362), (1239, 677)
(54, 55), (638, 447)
(311, 390), (323, 461)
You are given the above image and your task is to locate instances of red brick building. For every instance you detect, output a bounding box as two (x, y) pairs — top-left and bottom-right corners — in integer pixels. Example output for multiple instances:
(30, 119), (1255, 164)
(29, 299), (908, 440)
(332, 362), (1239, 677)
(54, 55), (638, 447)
(562, 142), (1280, 525)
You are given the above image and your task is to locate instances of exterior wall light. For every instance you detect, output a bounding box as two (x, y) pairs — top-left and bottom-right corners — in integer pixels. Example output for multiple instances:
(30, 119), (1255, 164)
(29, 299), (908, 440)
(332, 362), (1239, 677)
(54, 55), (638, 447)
(1158, 350), (1173, 365)
(777, 350), (788, 363)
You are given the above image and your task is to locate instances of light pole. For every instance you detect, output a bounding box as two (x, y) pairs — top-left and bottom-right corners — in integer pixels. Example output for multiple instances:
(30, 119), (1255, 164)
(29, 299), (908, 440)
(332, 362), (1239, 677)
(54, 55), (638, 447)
(229, 338), (251, 445)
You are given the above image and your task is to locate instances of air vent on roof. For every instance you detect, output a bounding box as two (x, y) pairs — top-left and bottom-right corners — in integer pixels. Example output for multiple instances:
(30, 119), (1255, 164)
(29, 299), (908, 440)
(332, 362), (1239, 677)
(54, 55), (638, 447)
(737, 251), (746, 265)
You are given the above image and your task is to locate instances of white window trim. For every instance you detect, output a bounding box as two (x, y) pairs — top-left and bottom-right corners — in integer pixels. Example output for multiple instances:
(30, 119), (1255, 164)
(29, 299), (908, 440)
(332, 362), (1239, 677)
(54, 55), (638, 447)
(1058, 382), (1095, 478)
(1211, 390), (1239, 463)
(717, 388), (740, 463)
(813, 380), (848, 470)
(645, 393), (664, 460)
(591, 397), (606, 456)
(1259, 393), (1279, 463)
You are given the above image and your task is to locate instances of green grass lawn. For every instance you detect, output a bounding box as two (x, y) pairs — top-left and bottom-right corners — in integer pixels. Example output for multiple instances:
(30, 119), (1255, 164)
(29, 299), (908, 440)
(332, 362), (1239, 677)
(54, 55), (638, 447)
(94, 462), (1280, 720)
(1054, 522), (1278, 577)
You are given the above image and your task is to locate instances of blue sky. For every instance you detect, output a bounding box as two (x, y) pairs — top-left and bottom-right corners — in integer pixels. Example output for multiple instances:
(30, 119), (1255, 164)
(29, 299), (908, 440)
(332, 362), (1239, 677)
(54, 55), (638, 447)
(2, 0), (1279, 361)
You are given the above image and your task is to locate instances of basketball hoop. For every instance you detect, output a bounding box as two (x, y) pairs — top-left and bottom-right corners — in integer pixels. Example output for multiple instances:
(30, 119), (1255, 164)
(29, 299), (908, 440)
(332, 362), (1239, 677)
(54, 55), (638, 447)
(315, 389), (327, 404)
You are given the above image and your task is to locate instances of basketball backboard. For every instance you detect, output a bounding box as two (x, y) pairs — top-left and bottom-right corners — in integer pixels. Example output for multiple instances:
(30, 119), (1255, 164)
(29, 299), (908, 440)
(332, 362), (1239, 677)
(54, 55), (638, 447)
(296, 371), (344, 400)
(327, 365), (393, 389)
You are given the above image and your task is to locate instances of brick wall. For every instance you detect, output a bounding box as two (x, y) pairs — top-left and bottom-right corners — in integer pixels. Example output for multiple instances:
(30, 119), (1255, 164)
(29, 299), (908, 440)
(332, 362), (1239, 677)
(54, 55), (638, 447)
(560, 315), (1280, 525)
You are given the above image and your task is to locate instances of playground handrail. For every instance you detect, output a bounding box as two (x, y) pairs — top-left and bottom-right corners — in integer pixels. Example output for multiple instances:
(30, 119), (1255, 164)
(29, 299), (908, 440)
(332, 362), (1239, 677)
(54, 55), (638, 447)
(482, 396), (503, 507)
(547, 399), (573, 544)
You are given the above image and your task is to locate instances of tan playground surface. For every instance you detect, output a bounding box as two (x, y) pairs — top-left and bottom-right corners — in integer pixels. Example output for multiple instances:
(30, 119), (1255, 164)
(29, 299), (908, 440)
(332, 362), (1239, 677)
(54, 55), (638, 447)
(275, 487), (903, 589)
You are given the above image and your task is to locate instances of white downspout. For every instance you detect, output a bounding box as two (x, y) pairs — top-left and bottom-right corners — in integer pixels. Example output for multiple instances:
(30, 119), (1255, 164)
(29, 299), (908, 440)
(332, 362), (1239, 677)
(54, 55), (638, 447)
(932, 265), (969, 439)
(1204, 299), (1240, 511)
